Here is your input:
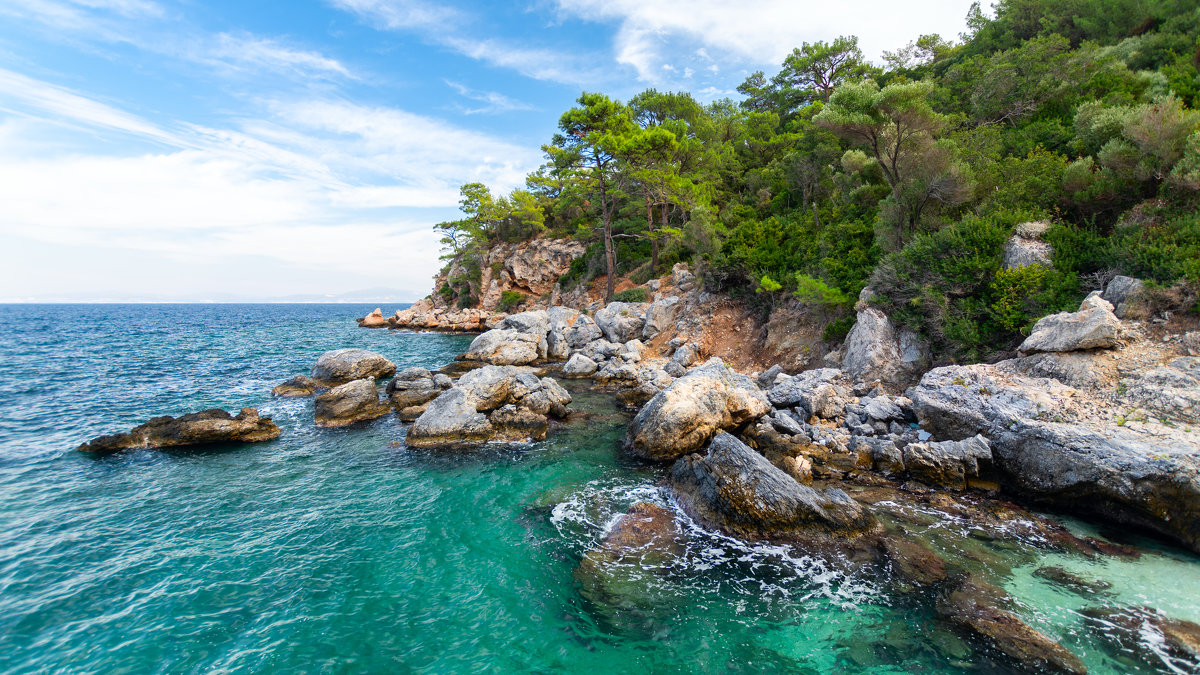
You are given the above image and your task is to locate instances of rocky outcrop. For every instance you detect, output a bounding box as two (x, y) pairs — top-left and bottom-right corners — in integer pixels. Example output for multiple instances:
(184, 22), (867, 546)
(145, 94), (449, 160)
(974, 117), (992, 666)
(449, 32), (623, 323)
(841, 304), (928, 390)
(624, 359), (770, 461)
(594, 302), (649, 343)
(908, 355), (1200, 553)
(1018, 292), (1122, 353)
(386, 368), (451, 421)
(314, 378), (391, 427)
(310, 349), (396, 387)
(406, 366), (571, 447)
(642, 296), (680, 340)
(77, 408), (280, 454)
(901, 435), (993, 490)
(357, 308), (389, 328)
(1002, 220), (1053, 270)
(459, 329), (543, 366)
(669, 432), (880, 541)
(272, 375), (316, 397)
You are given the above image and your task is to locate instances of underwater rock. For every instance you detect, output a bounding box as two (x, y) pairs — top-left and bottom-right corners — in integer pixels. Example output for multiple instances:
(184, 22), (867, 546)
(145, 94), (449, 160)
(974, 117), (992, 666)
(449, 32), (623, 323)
(937, 574), (1087, 674)
(1082, 606), (1200, 672)
(1033, 566), (1112, 596)
(272, 375), (316, 397)
(314, 378), (390, 428)
(669, 432), (879, 541)
(310, 348), (396, 387)
(77, 408), (280, 454)
(625, 359), (770, 461)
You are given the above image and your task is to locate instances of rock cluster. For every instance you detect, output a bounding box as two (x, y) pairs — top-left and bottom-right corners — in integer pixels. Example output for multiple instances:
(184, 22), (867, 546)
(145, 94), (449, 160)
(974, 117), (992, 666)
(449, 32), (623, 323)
(406, 365), (571, 447)
(314, 378), (391, 428)
(77, 408), (280, 454)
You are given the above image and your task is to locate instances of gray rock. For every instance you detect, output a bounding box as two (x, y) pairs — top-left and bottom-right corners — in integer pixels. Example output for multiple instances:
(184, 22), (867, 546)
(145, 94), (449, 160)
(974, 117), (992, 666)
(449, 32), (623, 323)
(433, 374), (452, 389)
(757, 364), (784, 389)
(671, 262), (695, 288)
(595, 302), (649, 343)
(842, 308), (905, 388)
(671, 344), (698, 367)
(407, 388), (493, 447)
(642, 296), (680, 340)
(456, 365), (520, 411)
(770, 410), (806, 436)
(1002, 221), (1053, 270)
(581, 339), (623, 361)
(314, 378), (390, 427)
(386, 376), (442, 409)
(663, 361), (686, 378)
(564, 314), (603, 348)
(901, 435), (992, 489)
(862, 396), (904, 423)
(460, 329), (541, 365)
(272, 375), (316, 397)
(669, 433), (879, 540)
(1103, 275), (1146, 319)
(1019, 293), (1122, 353)
(767, 368), (850, 419)
(624, 359), (770, 461)
(311, 349), (396, 387)
(394, 367), (433, 382)
(499, 310), (550, 336)
(562, 353), (599, 377)
(76, 408), (280, 454)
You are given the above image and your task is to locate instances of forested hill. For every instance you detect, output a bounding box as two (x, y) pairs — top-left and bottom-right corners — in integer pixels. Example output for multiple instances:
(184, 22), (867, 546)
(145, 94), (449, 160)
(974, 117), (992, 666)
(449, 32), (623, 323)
(431, 0), (1200, 363)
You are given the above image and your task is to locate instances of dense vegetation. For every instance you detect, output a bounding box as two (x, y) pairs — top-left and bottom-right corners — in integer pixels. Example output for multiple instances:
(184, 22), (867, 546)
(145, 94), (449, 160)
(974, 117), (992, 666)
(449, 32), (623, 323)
(435, 0), (1200, 362)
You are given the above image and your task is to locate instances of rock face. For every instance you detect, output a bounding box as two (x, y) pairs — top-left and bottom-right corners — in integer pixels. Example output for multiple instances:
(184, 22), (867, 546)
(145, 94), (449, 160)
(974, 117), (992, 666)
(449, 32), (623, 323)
(841, 306), (927, 390)
(314, 378), (391, 427)
(669, 433), (879, 541)
(311, 349), (396, 387)
(1102, 275), (1146, 319)
(459, 329), (542, 365)
(77, 409), (280, 454)
(1018, 293), (1122, 353)
(272, 375), (316, 397)
(406, 366), (571, 447)
(642, 296), (680, 340)
(594, 302), (649, 343)
(624, 359), (770, 461)
(1002, 220), (1053, 270)
(909, 357), (1200, 553)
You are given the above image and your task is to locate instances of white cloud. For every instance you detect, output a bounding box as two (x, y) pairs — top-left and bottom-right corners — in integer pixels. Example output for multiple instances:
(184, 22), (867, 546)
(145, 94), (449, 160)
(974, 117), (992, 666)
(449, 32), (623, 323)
(554, 0), (977, 81)
(203, 33), (356, 80)
(445, 80), (535, 115)
(325, 0), (458, 31)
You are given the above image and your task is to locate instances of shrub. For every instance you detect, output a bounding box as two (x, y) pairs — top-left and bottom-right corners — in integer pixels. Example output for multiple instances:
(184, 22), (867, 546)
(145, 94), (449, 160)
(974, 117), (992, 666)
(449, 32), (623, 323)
(498, 290), (525, 312)
(794, 273), (853, 308)
(989, 264), (1048, 331)
(612, 288), (648, 303)
(823, 315), (856, 342)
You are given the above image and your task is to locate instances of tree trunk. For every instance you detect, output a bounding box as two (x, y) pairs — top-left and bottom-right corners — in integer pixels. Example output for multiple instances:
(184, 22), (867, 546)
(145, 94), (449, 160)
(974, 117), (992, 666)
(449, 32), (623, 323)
(603, 192), (616, 303)
(647, 197), (658, 272)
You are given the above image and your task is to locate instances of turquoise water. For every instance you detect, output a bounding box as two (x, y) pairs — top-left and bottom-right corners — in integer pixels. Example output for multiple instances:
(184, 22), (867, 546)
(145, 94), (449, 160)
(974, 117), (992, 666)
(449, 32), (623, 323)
(1, 304), (1198, 674)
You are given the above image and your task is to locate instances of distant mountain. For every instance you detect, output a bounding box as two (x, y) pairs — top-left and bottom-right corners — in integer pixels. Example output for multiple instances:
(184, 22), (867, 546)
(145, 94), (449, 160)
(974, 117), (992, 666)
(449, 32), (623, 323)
(0, 288), (422, 304)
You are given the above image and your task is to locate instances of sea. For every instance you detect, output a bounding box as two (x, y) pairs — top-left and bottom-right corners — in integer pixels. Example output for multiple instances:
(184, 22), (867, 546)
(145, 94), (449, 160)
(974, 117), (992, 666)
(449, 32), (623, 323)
(0, 303), (1197, 674)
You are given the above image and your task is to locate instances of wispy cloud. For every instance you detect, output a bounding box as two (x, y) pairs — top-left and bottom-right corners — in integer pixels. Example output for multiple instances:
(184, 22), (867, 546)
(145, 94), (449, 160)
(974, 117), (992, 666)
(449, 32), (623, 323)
(203, 33), (356, 80)
(445, 80), (534, 115)
(325, 0), (458, 31)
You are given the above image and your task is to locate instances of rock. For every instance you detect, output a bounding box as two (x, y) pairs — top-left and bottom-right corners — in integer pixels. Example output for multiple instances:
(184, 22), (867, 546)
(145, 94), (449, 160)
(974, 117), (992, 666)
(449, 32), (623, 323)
(880, 536), (947, 591)
(671, 343), (698, 367)
(901, 435), (993, 490)
(310, 349), (396, 387)
(937, 575), (1086, 674)
(456, 365), (523, 411)
(460, 329), (541, 365)
(663, 361), (686, 378)
(562, 353), (599, 377)
(77, 408), (281, 454)
(407, 388), (493, 447)
(909, 362), (1200, 553)
(487, 404), (549, 441)
(581, 339), (623, 361)
(386, 376), (442, 409)
(394, 367), (433, 382)
(767, 368), (851, 419)
(357, 307), (390, 328)
(669, 432), (879, 541)
(594, 302), (648, 343)
(671, 262), (695, 288)
(642, 296), (680, 340)
(757, 364), (784, 389)
(564, 314), (602, 349)
(841, 307), (906, 388)
(861, 396), (904, 423)
(625, 359), (770, 461)
(1183, 332), (1200, 357)
(1033, 566), (1111, 595)
(1002, 221), (1053, 270)
(1019, 292), (1122, 353)
(1102, 275), (1146, 319)
(272, 375), (316, 397)
(1082, 606), (1200, 672)
(314, 378), (391, 427)
(499, 310), (550, 337)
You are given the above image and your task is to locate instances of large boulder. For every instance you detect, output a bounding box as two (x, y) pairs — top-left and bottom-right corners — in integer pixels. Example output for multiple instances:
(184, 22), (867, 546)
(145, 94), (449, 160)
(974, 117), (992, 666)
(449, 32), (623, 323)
(499, 310), (550, 337)
(545, 307), (581, 361)
(407, 387), (493, 447)
(901, 435), (993, 490)
(77, 408), (280, 454)
(1102, 275), (1146, 319)
(385, 375), (444, 409)
(669, 433), (879, 541)
(459, 329), (541, 365)
(314, 378), (391, 427)
(594, 302), (649, 343)
(624, 359), (770, 461)
(406, 367), (571, 447)
(311, 349), (396, 387)
(1018, 292), (1122, 353)
(272, 375), (316, 397)
(1002, 221), (1053, 270)
(767, 368), (851, 419)
(841, 307), (908, 389)
(642, 296), (680, 340)
(563, 314), (602, 349)
(909, 362), (1200, 553)
(562, 353), (598, 378)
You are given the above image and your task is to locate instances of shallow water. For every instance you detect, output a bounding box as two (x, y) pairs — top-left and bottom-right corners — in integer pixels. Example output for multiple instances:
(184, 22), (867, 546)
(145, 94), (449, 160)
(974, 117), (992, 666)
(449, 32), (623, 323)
(0, 303), (1197, 674)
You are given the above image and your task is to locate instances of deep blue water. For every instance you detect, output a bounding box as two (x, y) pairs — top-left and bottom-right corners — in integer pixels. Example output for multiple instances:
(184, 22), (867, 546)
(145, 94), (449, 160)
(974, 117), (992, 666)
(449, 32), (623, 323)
(0, 304), (1197, 674)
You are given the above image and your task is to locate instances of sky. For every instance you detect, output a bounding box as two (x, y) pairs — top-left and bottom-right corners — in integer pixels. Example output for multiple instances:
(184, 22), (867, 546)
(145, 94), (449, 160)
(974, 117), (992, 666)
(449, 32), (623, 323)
(0, 0), (977, 302)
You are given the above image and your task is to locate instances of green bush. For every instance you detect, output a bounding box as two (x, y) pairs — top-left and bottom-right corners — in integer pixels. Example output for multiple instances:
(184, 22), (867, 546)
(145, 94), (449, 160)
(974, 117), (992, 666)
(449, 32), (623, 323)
(794, 273), (853, 308)
(823, 315), (856, 342)
(988, 264), (1048, 331)
(612, 288), (648, 303)
(498, 290), (525, 312)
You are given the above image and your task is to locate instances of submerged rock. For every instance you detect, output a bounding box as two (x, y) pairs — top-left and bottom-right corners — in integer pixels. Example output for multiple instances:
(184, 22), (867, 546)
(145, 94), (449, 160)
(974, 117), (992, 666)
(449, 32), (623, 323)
(311, 348), (396, 387)
(625, 359), (770, 461)
(1082, 606), (1200, 672)
(314, 378), (390, 427)
(77, 408), (280, 454)
(669, 432), (879, 541)
(272, 375), (316, 397)
(1033, 566), (1112, 596)
(937, 574), (1087, 674)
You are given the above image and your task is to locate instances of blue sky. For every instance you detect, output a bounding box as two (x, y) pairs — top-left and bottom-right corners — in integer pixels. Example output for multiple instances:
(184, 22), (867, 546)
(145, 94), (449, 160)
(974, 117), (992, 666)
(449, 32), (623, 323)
(0, 0), (976, 302)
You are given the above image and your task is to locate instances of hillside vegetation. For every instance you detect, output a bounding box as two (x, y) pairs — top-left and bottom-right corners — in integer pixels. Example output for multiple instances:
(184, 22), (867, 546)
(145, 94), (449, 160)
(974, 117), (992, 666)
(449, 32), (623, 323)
(434, 0), (1200, 362)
